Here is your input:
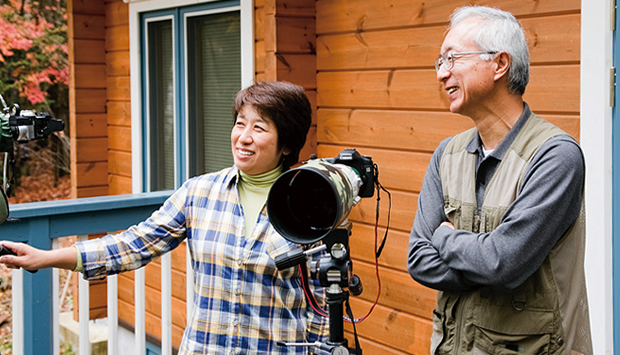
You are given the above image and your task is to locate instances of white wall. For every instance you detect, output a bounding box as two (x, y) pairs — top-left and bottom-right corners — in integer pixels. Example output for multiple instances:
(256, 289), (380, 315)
(581, 0), (614, 354)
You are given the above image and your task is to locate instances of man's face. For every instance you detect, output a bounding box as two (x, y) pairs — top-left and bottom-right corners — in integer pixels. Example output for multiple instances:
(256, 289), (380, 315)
(436, 18), (497, 117)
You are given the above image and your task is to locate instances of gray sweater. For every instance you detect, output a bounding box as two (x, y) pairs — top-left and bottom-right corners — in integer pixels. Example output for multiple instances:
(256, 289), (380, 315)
(407, 104), (585, 292)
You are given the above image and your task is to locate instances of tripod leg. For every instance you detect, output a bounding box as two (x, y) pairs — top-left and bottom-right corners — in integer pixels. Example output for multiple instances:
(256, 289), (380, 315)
(326, 290), (348, 348)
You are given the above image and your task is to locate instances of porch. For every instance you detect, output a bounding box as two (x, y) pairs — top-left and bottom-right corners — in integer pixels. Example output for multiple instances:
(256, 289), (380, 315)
(0, 191), (179, 355)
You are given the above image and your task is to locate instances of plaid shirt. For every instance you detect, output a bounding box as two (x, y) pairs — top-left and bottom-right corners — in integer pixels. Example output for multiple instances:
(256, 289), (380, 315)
(76, 167), (329, 354)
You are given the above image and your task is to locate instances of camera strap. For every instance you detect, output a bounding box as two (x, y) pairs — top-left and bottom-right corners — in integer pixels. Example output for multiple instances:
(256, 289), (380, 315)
(374, 165), (391, 259)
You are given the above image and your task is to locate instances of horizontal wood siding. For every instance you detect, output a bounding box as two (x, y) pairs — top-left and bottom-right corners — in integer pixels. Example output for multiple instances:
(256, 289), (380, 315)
(106, 0), (132, 195)
(259, 0), (318, 162)
(107, 97), (133, 196)
(69, 0), (108, 199)
(315, 0), (580, 353)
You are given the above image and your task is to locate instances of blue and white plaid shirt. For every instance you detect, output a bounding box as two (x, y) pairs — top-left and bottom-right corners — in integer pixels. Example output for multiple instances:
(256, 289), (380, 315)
(76, 166), (328, 354)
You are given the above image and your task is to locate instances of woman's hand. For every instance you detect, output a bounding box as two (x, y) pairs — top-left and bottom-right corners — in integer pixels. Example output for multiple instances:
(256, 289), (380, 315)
(0, 241), (77, 272)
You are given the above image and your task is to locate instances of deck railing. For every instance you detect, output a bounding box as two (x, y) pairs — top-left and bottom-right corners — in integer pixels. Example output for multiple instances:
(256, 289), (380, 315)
(0, 191), (177, 355)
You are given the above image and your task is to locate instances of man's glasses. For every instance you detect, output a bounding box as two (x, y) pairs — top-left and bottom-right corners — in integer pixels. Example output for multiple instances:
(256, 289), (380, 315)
(435, 51), (497, 72)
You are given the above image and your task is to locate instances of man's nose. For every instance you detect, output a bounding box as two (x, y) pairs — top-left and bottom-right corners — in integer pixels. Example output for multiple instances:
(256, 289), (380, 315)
(436, 65), (450, 82)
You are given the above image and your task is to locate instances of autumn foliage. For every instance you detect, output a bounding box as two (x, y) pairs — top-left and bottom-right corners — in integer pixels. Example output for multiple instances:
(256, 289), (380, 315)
(1, 0), (69, 203)
(0, 0), (68, 111)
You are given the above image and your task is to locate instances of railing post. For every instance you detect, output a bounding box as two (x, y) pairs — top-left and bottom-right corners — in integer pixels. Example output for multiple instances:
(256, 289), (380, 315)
(12, 269), (23, 355)
(108, 274), (118, 355)
(162, 253), (172, 355)
(53, 238), (60, 355)
(23, 216), (53, 354)
(135, 268), (146, 354)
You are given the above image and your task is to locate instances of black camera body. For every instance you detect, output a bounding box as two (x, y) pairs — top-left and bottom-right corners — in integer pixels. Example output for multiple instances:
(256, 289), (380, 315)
(323, 148), (375, 198)
(8, 104), (64, 143)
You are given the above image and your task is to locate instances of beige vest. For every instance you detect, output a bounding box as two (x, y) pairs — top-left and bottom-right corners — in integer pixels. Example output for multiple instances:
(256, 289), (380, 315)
(431, 113), (592, 355)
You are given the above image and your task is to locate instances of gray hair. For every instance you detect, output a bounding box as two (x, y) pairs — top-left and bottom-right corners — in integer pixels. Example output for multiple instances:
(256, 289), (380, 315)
(449, 6), (529, 95)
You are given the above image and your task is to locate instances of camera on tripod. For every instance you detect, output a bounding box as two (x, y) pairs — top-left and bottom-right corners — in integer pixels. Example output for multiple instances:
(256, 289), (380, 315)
(268, 148), (377, 355)
(0, 94), (65, 224)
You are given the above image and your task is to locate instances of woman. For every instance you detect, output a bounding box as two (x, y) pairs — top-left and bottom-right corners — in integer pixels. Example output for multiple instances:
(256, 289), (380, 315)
(0, 81), (328, 354)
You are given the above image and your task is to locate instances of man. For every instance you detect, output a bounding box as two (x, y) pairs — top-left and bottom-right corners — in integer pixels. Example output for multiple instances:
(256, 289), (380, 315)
(407, 6), (592, 355)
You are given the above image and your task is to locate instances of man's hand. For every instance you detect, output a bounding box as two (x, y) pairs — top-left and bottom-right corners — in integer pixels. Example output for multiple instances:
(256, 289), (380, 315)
(440, 221), (455, 230)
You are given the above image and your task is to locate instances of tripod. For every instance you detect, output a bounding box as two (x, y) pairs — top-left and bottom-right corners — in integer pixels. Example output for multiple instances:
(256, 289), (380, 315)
(275, 224), (362, 355)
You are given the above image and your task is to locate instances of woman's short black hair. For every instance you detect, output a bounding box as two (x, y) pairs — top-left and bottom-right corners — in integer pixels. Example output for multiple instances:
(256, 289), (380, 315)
(233, 81), (312, 170)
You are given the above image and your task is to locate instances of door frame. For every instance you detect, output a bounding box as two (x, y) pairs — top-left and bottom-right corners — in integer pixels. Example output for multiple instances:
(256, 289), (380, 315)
(581, 0), (615, 354)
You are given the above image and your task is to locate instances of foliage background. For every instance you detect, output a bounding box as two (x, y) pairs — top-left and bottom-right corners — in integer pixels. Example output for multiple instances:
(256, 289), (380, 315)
(0, 0), (68, 114)
(0, 0), (70, 203)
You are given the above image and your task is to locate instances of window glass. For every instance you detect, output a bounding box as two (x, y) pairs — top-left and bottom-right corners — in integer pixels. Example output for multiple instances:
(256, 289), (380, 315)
(146, 19), (175, 191)
(187, 11), (241, 177)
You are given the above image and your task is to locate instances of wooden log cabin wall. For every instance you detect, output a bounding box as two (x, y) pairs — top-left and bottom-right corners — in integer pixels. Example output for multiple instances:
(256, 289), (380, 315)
(65, 0), (581, 353)
(69, 0), (108, 199)
(255, 0), (319, 163)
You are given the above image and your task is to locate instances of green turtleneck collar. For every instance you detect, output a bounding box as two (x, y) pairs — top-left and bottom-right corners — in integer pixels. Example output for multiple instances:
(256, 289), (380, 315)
(238, 164), (283, 190)
(237, 164), (283, 238)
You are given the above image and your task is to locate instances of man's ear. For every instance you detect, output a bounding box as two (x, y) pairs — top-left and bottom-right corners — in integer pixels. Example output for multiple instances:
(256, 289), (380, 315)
(493, 52), (511, 82)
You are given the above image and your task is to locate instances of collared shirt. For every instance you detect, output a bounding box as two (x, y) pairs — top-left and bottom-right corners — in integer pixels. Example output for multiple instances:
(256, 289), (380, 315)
(76, 166), (328, 354)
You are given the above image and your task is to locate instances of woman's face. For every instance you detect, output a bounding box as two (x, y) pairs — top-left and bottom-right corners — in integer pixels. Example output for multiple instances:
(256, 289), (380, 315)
(231, 105), (286, 175)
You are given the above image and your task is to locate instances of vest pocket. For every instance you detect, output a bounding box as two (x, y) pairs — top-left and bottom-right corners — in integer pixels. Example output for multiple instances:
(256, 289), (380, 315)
(443, 203), (459, 225)
(472, 308), (553, 354)
(473, 326), (550, 354)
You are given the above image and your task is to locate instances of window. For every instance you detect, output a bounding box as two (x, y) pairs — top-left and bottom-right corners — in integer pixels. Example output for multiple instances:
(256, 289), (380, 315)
(140, 1), (245, 191)
(186, 11), (241, 177)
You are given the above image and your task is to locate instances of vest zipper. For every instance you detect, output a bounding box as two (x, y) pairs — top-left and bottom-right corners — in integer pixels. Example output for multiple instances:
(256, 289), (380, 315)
(473, 214), (480, 233)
